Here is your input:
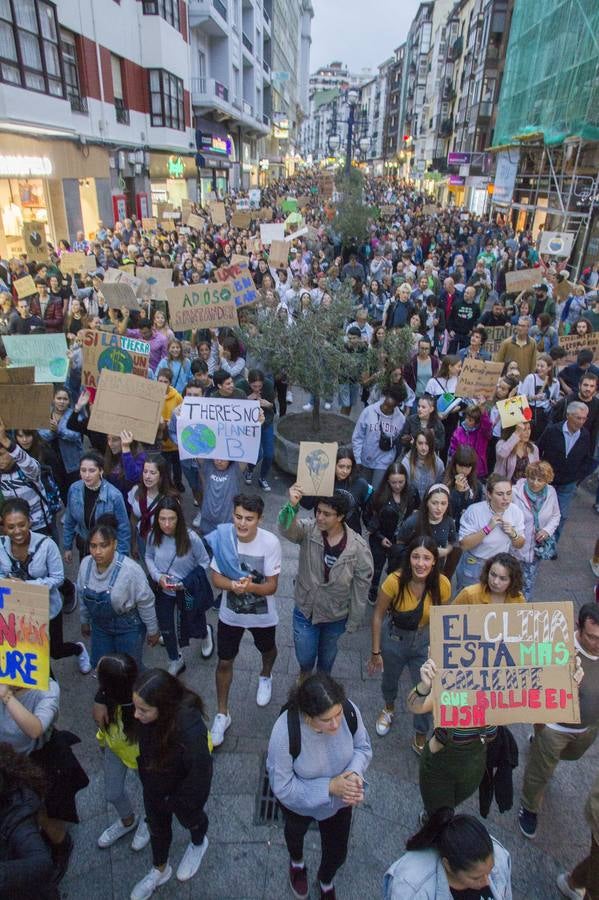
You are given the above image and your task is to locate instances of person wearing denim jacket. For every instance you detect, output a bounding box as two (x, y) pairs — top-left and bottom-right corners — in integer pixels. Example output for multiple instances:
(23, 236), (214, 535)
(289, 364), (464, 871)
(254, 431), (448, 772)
(38, 387), (84, 497)
(63, 451), (130, 557)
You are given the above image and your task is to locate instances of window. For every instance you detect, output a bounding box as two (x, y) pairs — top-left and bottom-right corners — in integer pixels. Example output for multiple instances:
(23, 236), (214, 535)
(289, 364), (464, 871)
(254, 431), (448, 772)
(148, 68), (184, 130)
(142, 0), (180, 30)
(111, 54), (129, 123)
(61, 29), (86, 111)
(0, 0), (64, 96)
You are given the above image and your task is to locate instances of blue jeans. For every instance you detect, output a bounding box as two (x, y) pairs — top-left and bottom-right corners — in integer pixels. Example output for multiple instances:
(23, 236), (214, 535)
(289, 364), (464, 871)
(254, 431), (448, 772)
(381, 621), (430, 734)
(181, 458), (200, 493)
(338, 383), (359, 409)
(247, 422), (274, 480)
(521, 560), (539, 601)
(292, 606), (347, 674)
(554, 482), (577, 543)
(90, 618), (145, 669)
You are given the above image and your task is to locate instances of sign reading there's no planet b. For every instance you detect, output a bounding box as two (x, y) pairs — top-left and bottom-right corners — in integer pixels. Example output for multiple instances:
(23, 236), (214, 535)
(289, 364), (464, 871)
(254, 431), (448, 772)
(4, 333), (68, 383)
(176, 397), (262, 464)
(296, 442), (338, 497)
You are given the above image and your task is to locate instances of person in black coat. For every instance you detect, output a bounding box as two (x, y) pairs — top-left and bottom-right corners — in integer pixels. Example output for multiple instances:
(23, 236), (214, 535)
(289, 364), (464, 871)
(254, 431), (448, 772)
(0, 743), (57, 900)
(131, 669), (212, 898)
(538, 402), (595, 546)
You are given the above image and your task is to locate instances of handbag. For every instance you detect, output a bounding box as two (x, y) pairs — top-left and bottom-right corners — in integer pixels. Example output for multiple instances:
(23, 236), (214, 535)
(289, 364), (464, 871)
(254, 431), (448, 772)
(534, 534), (557, 560)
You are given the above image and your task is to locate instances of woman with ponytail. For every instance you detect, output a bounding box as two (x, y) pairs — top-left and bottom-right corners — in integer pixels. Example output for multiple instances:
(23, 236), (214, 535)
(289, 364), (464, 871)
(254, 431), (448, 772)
(383, 806), (512, 899)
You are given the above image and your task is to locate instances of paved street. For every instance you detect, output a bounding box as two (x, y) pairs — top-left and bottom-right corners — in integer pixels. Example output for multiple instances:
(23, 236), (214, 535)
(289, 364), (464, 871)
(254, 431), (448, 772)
(53, 419), (598, 900)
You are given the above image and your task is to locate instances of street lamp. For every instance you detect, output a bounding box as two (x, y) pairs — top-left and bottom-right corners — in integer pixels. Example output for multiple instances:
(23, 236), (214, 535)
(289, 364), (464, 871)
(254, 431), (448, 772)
(328, 133), (341, 154)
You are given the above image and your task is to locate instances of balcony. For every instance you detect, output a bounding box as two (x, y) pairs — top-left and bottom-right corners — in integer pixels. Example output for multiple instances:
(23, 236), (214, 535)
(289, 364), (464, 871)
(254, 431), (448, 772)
(242, 99), (253, 116)
(69, 94), (88, 114)
(115, 98), (130, 125)
(262, 112), (270, 126)
(191, 77), (232, 115)
(242, 32), (253, 54)
(188, 0), (228, 35)
(213, 0), (227, 18)
(263, 59), (270, 75)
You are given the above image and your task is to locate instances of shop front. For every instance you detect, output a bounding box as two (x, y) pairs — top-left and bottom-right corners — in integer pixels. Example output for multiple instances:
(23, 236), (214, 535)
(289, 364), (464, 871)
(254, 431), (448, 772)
(148, 152), (197, 214)
(195, 118), (235, 201)
(0, 133), (111, 256)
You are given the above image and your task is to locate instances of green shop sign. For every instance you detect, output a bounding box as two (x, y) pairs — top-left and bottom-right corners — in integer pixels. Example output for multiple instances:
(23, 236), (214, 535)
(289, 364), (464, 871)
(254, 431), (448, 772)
(167, 156), (186, 178)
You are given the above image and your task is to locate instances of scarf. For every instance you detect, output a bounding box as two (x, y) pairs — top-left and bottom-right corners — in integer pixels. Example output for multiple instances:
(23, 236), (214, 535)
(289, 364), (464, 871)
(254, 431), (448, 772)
(523, 481), (548, 529)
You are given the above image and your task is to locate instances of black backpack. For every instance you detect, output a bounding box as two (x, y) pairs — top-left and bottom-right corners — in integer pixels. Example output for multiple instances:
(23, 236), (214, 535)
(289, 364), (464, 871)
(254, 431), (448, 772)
(282, 699), (358, 760)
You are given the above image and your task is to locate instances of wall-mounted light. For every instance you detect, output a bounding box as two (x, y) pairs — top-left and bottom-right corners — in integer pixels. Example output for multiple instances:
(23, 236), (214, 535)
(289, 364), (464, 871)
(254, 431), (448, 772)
(118, 151), (126, 170)
(128, 152), (136, 166)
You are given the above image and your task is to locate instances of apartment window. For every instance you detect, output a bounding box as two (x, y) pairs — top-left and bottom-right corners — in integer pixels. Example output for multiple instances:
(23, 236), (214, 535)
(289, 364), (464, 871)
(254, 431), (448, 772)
(61, 30), (86, 112)
(149, 68), (184, 129)
(142, 0), (180, 30)
(111, 54), (129, 123)
(0, 0), (64, 96)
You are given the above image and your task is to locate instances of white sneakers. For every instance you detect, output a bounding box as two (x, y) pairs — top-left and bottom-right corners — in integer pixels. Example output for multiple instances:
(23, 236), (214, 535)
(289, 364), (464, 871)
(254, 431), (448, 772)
(131, 819), (151, 851)
(210, 712), (231, 747)
(192, 510), (202, 529)
(375, 709), (394, 736)
(98, 817), (150, 850)
(200, 624), (214, 659)
(76, 642), (92, 674)
(167, 654), (185, 677)
(176, 836), (209, 881)
(256, 676), (273, 707)
(324, 402), (332, 410)
(302, 402), (313, 411)
(130, 864), (172, 900)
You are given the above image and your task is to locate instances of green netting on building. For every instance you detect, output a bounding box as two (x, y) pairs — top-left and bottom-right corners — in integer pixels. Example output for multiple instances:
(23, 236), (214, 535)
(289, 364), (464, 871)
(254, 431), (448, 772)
(493, 0), (599, 146)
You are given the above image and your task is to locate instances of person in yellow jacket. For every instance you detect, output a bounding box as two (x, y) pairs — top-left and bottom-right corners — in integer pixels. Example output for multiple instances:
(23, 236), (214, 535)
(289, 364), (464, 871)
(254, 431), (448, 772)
(156, 369), (184, 492)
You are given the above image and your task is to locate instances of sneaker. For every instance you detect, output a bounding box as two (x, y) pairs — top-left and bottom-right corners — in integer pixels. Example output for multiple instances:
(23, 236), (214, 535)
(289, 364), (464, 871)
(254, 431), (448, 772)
(590, 559), (599, 578)
(130, 865), (172, 900)
(320, 884), (336, 899)
(210, 712), (231, 747)
(289, 862), (309, 900)
(375, 709), (394, 736)
(76, 642), (92, 675)
(131, 819), (151, 851)
(256, 675), (272, 707)
(200, 624), (214, 659)
(286, 390), (294, 403)
(411, 733), (427, 755)
(176, 836), (208, 882)
(302, 402), (313, 411)
(518, 806), (537, 838)
(244, 468), (253, 485)
(258, 478), (271, 492)
(418, 810), (428, 827)
(557, 873), (584, 899)
(192, 511), (202, 528)
(323, 402), (332, 410)
(98, 817), (137, 848)
(167, 654), (185, 677)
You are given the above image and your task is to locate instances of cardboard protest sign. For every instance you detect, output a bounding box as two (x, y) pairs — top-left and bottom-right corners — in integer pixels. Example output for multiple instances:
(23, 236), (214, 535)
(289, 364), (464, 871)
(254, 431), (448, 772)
(80, 329), (150, 401)
(505, 269), (540, 293)
(214, 258), (249, 283)
(4, 333), (68, 383)
(103, 268), (142, 293)
(231, 211), (253, 228)
(284, 226), (308, 243)
(248, 188), (261, 209)
(0, 366), (34, 384)
(258, 207), (274, 222)
(0, 578), (50, 690)
(136, 266), (173, 304)
(177, 396), (261, 463)
(0, 383), (53, 428)
(539, 231), (574, 257)
(455, 358), (503, 399)
(379, 205), (396, 218)
(421, 204), (438, 216)
(166, 283), (239, 330)
(89, 370), (167, 444)
(100, 281), (140, 311)
(281, 198), (298, 214)
(156, 202), (174, 219)
(236, 198), (250, 211)
(429, 602), (580, 727)
(160, 219), (176, 232)
(260, 223), (285, 244)
(269, 240), (289, 270)
(558, 332), (599, 363)
(59, 252), (96, 276)
(22, 221), (47, 262)
(13, 275), (37, 299)
(209, 201), (227, 226)
(496, 394), (533, 428)
(485, 324), (513, 355)
(186, 213), (205, 230)
(142, 217), (157, 231)
(296, 196), (310, 209)
(296, 442), (338, 496)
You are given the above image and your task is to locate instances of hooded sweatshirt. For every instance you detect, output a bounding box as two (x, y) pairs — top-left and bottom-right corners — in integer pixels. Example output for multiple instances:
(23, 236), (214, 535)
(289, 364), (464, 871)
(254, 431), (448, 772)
(352, 400), (406, 470)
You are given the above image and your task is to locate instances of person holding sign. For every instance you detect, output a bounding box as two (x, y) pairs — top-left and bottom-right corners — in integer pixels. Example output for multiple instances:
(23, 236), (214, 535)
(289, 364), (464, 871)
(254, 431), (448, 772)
(384, 808), (512, 900)
(494, 421), (539, 484)
(368, 537), (451, 753)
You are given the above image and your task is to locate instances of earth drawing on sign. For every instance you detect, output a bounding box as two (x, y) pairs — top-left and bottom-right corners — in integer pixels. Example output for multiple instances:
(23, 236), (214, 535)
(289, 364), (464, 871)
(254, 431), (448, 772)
(305, 448), (330, 493)
(181, 424), (217, 456)
(48, 358), (67, 378)
(98, 347), (134, 374)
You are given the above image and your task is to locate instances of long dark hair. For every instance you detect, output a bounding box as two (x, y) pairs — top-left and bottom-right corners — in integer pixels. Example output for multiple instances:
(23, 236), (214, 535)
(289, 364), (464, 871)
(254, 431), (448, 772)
(136, 453), (176, 502)
(443, 445), (479, 493)
(407, 428), (437, 478)
(415, 484), (452, 537)
(480, 552), (523, 598)
(371, 461), (409, 513)
(406, 807), (493, 875)
(150, 495), (190, 556)
(393, 535), (442, 607)
(0, 742), (46, 800)
(287, 672), (346, 717)
(97, 653), (138, 744)
(133, 668), (205, 768)
(335, 446), (357, 485)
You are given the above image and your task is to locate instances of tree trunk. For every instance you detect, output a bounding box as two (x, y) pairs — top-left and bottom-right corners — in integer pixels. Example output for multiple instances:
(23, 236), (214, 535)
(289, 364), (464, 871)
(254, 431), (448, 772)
(311, 396), (321, 433)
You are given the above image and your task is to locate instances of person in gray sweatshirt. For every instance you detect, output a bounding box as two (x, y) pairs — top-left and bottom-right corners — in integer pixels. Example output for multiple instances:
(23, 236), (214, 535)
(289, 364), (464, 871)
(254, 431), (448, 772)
(351, 389), (406, 490)
(267, 673), (372, 900)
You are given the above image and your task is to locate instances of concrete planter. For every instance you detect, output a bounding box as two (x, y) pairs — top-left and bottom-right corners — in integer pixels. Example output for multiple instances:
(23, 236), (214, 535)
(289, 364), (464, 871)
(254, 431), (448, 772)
(274, 412), (355, 474)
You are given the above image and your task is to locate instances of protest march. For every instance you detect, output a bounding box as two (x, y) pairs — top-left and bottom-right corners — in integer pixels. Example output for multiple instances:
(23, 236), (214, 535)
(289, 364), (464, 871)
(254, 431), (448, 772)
(0, 169), (598, 900)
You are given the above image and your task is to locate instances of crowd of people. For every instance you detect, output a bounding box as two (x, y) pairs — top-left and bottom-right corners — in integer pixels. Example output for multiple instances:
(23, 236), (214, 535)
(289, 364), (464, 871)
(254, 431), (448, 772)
(0, 172), (598, 900)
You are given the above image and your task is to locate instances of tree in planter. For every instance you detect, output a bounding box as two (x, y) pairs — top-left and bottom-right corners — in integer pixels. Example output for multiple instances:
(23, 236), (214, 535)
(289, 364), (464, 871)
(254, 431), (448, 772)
(365, 327), (415, 397)
(241, 290), (367, 434)
(332, 169), (375, 253)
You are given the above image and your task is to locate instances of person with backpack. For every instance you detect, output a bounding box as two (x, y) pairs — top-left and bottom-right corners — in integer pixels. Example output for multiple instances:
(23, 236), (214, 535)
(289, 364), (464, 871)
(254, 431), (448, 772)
(267, 673), (372, 900)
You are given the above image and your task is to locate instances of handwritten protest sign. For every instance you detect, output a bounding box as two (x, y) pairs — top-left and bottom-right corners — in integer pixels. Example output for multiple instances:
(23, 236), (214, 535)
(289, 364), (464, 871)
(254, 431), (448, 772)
(0, 384), (53, 428)
(80, 329), (150, 401)
(236, 198), (250, 211)
(213, 264), (256, 308)
(281, 198), (298, 214)
(166, 283), (239, 330)
(0, 579), (49, 690)
(4, 333), (68, 383)
(430, 602), (580, 727)
(186, 213), (205, 230)
(59, 252), (96, 276)
(496, 394), (532, 428)
(100, 281), (140, 311)
(0, 366), (34, 384)
(136, 266), (173, 303)
(177, 396), (261, 463)
(22, 222), (47, 262)
(269, 240), (289, 270)
(13, 275), (37, 299)
(160, 219), (175, 232)
(258, 207), (274, 222)
(214, 258), (250, 282)
(296, 443), (338, 496)
(142, 217), (157, 231)
(505, 269), (540, 293)
(260, 223), (285, 244)
(455, 358), (503, 399)
(209, 201), (227, 225)
(104, 267), (142, 293)
(558, 332), (599, 363)
(231, 211), (252, 228)
(485, 324), (513, 355)
(248, 188), (261, 208)
(89, 370), (167, 444)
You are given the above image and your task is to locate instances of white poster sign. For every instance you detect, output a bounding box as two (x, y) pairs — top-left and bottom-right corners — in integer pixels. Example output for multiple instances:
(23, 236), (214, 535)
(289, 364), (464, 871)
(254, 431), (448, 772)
(493, 150), (520, 205)
(260, 223), (285, 245)
(176, 396), (261, 463)
(539, 231), (575, 257)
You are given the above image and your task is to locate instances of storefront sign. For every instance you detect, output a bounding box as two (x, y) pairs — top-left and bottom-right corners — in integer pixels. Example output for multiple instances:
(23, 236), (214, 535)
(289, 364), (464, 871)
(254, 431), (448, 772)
(449, 175), (465, 186)
(197, 132), (231, 156)
(167, 156), (186, 178)
(0, 155), (52, 177)
(448, 152), (471, 166)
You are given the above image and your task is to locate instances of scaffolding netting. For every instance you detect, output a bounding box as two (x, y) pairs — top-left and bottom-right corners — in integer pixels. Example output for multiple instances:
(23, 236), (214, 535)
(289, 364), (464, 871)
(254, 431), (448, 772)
(493, 0), (599, 146)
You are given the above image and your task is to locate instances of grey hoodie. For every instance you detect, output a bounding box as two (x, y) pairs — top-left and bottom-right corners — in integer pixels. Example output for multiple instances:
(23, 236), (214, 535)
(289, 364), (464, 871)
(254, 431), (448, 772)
(352, 400), (405, 470)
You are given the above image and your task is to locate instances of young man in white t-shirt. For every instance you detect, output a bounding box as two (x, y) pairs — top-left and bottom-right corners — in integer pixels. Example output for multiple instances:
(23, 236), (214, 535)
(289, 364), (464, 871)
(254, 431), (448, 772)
(209, 494), (282, 746)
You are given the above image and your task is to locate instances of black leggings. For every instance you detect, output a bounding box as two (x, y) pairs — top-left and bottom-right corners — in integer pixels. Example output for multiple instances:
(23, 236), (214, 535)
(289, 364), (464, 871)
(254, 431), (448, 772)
(145, 794), (208, 867)
(49, 611), (81, 660)
(280, 804), (352, 885)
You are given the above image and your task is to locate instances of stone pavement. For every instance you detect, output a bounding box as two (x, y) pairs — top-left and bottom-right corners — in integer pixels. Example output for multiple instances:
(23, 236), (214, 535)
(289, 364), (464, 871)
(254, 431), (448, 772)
(54, 418), (599, 899)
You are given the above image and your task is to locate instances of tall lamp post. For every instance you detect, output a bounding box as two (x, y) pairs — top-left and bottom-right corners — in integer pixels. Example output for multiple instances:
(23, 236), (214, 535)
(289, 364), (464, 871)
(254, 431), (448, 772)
(327, 88), (370, 175)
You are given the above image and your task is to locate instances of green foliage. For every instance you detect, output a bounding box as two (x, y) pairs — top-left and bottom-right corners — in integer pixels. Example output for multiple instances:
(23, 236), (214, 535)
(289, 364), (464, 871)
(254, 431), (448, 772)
(333, 169), (375, 249)
(366, 327), (415, 390)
